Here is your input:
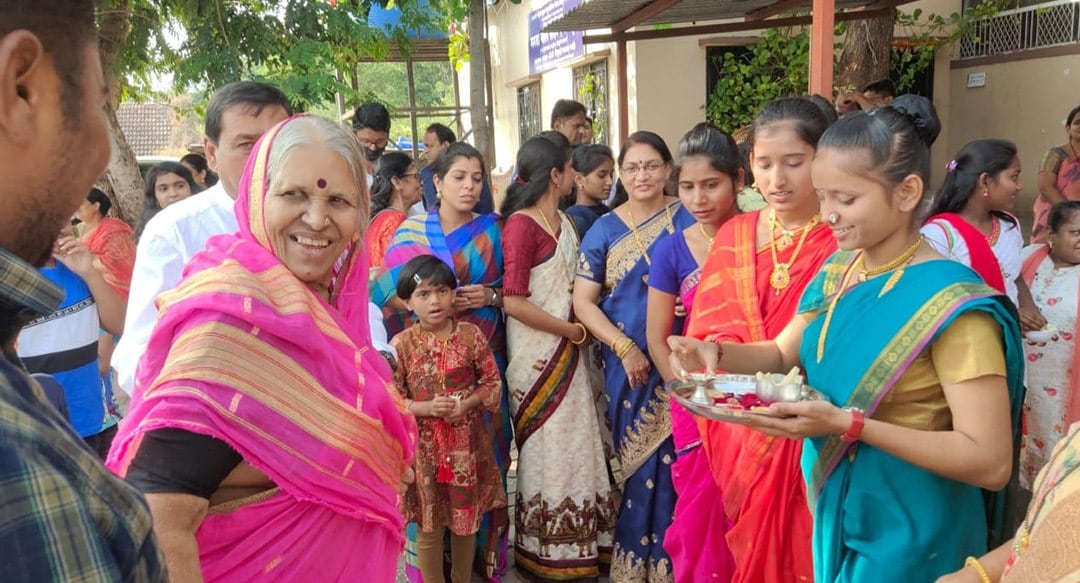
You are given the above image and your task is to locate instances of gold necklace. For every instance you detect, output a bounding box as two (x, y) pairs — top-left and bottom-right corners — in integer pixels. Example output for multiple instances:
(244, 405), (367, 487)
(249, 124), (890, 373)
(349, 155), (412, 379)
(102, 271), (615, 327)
(626, 201), (675, 266)
(768, 212), (820, 293)
(817, 238), (923, 362)
(768, 208), (804, 251)
(857, 237), (923, 282)
(536, 206), (559, 238)
(697, 222), (715, 246)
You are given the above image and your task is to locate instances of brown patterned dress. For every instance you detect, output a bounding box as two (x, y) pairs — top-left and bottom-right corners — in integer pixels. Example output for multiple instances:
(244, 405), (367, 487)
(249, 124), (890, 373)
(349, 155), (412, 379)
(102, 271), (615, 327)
(392, 321), (507, 535)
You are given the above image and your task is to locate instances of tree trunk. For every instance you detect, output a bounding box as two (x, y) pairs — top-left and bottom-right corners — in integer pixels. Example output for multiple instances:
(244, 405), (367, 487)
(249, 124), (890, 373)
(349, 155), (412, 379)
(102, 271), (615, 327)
(96, 0), (144, 225)
(468, 0), (494, 168)
(836, 13), (896, 92)
(101, 104), (146, 224)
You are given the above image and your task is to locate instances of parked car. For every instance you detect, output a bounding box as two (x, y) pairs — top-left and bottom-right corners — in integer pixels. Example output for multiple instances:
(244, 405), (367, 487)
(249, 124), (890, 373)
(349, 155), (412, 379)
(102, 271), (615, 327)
(136, 155), (179, 177)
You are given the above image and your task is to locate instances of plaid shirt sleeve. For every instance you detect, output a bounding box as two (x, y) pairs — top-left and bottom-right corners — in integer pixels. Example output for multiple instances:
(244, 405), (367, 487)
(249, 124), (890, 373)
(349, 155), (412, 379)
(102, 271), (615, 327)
(0, 371), (165, 582)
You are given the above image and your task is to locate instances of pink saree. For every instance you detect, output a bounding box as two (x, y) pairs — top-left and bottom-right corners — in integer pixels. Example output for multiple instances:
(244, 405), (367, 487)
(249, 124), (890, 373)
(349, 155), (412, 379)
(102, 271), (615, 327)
(107, 116), (416, 582)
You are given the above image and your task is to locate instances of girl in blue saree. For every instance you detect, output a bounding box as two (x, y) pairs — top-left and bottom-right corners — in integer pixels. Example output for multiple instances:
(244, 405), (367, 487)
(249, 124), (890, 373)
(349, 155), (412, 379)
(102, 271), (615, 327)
(574, 131), (694, 581)
(668, 101), (1024, 582)
(371, 142), (512, 582)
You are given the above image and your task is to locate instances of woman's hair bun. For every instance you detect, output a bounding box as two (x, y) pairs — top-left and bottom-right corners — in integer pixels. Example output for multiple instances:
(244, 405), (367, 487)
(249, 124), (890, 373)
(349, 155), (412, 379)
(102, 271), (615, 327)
(886, 94), (941, 148)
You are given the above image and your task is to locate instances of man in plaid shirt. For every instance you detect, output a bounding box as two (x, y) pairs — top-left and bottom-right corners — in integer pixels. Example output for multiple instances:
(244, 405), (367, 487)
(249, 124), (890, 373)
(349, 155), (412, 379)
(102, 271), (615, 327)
(0, 1), (164, 580)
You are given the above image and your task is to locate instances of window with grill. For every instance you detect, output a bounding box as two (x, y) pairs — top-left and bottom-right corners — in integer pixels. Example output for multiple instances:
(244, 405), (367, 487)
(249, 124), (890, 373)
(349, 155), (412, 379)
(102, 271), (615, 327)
(573, 59), (610, 145)
(517, 83), (543, 147)
(959, 0), (1080, 59)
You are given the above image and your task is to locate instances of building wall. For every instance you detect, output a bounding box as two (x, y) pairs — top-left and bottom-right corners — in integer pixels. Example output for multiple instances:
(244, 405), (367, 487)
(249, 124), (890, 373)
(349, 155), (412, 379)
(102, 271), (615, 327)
(948, 55), (1077, 228)
(630, 35), (709, 148)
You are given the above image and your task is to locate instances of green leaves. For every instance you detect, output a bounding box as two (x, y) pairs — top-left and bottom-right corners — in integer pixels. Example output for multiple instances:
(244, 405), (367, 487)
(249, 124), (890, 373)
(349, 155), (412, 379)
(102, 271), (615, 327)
(705, 27), (814, 131)
(109, 0), (450, 111)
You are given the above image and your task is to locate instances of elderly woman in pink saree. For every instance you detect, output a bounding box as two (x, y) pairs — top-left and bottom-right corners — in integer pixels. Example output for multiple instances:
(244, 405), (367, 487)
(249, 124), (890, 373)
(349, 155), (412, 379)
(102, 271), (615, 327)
(106, 115), (416, 582)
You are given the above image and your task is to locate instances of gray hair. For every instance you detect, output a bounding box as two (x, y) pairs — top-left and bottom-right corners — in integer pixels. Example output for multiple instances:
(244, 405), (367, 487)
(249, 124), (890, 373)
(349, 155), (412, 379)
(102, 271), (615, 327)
(266, 115), (370, 231)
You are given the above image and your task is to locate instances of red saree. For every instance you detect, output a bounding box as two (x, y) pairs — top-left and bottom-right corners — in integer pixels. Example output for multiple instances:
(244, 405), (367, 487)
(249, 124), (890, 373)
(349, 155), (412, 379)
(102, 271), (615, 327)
(685, 210), (836, 583)
(366, 209), (407, 269)
(83, 217), (136, 301)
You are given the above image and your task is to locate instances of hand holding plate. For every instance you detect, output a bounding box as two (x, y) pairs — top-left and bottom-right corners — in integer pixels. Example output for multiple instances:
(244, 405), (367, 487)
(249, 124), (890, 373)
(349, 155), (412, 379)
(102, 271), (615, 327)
(743, 400), (850, 439)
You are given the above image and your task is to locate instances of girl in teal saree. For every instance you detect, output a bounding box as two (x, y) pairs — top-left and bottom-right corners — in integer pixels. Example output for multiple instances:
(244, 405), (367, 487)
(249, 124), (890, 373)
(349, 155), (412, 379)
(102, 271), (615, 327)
(668, 100), (1025, 582)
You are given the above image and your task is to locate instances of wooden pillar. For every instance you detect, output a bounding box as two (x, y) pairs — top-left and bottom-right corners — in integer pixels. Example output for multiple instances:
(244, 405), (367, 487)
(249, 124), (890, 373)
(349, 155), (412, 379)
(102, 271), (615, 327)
(616, 38), (629, 144)
(809, 0), (835, 97)
(406, 58), (420, 158)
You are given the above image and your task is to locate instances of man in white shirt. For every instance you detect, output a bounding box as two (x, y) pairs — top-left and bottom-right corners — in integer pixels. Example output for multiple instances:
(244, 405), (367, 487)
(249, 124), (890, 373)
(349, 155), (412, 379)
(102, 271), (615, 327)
(114, 82), (392, 396)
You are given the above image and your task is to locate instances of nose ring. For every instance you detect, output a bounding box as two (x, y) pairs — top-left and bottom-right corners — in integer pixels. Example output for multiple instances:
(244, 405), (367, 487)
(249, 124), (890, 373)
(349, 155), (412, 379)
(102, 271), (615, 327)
(324, 216), (331, 225)
(828, 213), (838, 225)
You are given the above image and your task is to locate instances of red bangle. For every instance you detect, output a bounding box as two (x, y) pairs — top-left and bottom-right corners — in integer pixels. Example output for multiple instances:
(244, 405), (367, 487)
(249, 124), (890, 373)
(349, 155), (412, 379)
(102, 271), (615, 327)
(841, 408), (865, 442)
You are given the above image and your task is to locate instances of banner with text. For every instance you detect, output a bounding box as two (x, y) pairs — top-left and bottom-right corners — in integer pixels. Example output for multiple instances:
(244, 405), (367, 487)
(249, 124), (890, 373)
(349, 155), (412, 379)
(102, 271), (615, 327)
(528, 0), (585, 75)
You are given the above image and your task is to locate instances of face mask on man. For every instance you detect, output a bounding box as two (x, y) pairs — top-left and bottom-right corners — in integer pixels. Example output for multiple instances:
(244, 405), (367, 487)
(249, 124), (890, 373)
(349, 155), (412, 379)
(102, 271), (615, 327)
(363, 146), (385, 162)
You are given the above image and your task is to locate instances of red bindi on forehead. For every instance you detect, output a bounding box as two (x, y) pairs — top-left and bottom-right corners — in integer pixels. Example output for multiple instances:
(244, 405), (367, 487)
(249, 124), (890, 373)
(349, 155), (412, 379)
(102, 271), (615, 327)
(317, 178), (327, 188)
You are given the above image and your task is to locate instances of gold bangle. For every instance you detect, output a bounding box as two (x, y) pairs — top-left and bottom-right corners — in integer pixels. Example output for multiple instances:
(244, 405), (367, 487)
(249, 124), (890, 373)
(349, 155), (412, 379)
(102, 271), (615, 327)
(615, 337), (637, 360)
(570, 323), (588, 345)
(964, 557), (992, 583)
(610, 335), (630, 355)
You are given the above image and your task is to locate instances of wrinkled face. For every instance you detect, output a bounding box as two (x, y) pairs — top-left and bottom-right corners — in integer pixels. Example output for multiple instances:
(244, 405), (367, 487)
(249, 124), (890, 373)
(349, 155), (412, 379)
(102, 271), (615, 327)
(813, 148), (909, 251)
(355, 128), (389, 164)
(678, 156), (741, 228)
(263, 143), (361, 294)
(576, 159), (614, 203)
(1050, 211), (1080, 266)
(397, 164), (423, 208)
(619, 143), (670, 204)
(206, 103), (289, 198)
(433, 157), (484, 214)
(985, 156), (1022, 213)
(405, 279), (455, 329)
(750, 123), (817, 217)
(423, 132), (449, 162)
(153, 172), (193, 209)
(11, 43), (110, 265)
(555, 112), (589, 146)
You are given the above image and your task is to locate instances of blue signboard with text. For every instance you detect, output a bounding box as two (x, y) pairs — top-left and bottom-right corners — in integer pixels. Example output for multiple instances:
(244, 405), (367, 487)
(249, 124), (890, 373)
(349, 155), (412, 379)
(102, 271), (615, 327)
(528, 0), (585, 75)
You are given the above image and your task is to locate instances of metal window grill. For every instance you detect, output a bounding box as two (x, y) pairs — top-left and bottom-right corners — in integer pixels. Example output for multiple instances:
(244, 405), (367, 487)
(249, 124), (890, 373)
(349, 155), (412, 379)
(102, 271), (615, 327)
(517, 83), (543, 147)
(573, 59), (611, 145)
(959, 0), (1080, 59)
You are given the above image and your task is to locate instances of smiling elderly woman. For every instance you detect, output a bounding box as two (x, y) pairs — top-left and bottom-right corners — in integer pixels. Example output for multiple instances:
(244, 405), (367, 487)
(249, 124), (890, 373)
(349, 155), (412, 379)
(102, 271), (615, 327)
(106, 115), (417, 582)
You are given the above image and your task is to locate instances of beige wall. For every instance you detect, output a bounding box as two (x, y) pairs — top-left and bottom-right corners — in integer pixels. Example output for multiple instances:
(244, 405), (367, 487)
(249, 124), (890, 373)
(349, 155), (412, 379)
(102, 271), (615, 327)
(629, 35), (709, 149)
(948, 55), (1078, 228)
(487, 3), (741, 171)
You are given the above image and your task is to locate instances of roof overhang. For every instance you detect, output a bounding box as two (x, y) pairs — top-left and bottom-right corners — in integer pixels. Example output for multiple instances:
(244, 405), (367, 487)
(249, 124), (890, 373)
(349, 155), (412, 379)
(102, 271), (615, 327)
(542, 0), (913, 40)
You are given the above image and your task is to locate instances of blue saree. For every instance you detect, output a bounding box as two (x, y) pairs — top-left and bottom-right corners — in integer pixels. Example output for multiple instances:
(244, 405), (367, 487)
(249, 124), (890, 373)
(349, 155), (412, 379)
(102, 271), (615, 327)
(576, 200), (693, 581)
(797, 252), (1024, 582)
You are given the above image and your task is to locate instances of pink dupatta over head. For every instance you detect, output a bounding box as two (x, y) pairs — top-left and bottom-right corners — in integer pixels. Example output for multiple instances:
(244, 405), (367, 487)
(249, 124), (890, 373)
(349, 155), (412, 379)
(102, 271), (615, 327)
(107, 116), (417, 582)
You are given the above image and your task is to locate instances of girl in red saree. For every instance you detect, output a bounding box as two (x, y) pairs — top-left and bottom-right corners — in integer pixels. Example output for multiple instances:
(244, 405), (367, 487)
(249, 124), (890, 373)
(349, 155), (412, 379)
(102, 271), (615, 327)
(679, 98), (835, 583)
(107, 116), (416, 581)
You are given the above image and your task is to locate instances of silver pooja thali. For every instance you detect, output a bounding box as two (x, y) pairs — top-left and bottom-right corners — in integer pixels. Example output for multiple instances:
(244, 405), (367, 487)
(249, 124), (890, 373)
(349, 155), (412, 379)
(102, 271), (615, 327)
(665, 372), (827, 426)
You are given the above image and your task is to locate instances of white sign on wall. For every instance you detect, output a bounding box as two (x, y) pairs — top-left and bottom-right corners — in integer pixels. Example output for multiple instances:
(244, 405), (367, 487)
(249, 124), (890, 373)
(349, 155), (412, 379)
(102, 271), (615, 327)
(967, 72), (987, 88)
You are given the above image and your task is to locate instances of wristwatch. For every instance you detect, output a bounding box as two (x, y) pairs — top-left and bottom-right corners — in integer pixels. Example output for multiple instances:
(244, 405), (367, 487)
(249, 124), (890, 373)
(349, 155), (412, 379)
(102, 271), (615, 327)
(489, 288), (499, 307)
(840, 407), (865, 443)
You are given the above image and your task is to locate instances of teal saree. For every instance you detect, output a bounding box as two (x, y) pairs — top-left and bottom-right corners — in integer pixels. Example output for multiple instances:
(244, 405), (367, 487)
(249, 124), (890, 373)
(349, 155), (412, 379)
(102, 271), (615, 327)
(797, 252), (1024, 582)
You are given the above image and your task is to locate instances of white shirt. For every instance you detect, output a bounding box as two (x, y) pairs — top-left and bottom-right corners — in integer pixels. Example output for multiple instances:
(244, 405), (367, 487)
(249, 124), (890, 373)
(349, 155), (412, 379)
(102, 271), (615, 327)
(113, 184), (391, 395)
(921, 215), (1023, 304)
